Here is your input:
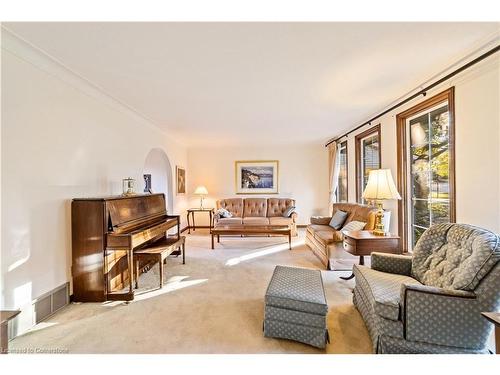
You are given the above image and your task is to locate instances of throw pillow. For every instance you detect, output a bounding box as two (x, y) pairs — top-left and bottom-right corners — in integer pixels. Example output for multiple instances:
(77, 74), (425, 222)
(342, 220), (367, 231)
(329, 210), (348, 230)
(215, 208), (232, 219)
(282, 206), (296, 218)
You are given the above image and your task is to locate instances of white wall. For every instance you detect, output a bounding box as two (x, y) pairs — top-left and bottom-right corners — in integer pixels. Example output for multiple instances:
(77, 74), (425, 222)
(344, 56), (500, 237)
(187, 143), (329, 226)
(0, 32), (188, 334)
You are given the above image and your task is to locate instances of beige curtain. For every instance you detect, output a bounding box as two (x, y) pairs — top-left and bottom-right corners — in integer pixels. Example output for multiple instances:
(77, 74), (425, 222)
(328, 142), (341, 208)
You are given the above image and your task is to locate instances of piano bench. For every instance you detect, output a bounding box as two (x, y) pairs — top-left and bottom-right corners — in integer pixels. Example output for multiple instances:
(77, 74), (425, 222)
(134, 235), (186, 289)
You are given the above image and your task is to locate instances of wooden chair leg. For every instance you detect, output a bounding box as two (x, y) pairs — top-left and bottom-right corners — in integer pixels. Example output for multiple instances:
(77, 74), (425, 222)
(182, 243), (185, 264)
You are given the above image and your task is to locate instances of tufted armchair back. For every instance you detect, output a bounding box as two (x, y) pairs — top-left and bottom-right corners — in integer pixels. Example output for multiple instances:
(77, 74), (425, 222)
(217, 198), (244, 217)
(267, 198), (295, 217)
(243, 198), (267, 217)
(411, 223), (500, 291)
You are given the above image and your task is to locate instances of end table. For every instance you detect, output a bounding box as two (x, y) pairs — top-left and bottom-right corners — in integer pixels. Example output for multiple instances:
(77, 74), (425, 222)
(340, 230), (401, 280)
(186, 208), (214, 234)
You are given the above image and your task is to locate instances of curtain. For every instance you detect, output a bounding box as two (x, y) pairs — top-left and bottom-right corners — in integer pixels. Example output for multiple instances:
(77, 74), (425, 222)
(328, 142), (341, 208)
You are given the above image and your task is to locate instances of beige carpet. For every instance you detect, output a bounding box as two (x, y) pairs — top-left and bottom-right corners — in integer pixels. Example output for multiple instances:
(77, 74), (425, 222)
(10, 229), (372, 354)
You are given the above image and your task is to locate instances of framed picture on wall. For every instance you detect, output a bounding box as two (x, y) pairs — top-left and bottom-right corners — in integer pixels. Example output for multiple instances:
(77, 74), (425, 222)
(235, 160), (279, 194)
(176, 166), (186, 195)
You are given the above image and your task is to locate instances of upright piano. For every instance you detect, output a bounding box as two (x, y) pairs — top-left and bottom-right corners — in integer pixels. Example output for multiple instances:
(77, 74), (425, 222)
(71, 193), (180, 302)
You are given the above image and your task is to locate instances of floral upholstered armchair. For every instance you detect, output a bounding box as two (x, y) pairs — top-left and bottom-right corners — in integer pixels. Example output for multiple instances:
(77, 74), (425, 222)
(353, 223), (500, 353)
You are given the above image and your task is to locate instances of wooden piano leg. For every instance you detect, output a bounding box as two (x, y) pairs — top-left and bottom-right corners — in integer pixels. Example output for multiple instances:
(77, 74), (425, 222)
(128, 250), (134, 297)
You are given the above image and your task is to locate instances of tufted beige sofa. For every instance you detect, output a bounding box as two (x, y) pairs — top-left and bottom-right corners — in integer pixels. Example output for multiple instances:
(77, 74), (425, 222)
(215, 198), (298, 236)
(306, 202), (377, 268)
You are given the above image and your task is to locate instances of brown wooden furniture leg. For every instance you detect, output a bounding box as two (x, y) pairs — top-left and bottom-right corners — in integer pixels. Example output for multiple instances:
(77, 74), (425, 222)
(135, 259), (139, 289)
(187, 211), (191, 234)
(217, 235), (220, 243)
(288, 232), (292, 250)
(192, 212), (196, 232)
(128, 251), (134, 294)
(1, 324), (7, 354)
(209, 211), (213, 233)
(158, 255), (163, 288)
(340, 256), (364, 280)
(211, 233), (215, 249)
(182, 242), (185, 264)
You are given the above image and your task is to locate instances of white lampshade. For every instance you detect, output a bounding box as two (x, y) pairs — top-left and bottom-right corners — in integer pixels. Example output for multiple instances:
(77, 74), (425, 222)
(194, 186), (208, 195)
(363, 169), (401, 200)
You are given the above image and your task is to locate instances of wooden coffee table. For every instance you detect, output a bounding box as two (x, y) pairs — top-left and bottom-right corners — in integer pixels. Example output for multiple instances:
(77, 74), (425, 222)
(211, 225), (292, 250)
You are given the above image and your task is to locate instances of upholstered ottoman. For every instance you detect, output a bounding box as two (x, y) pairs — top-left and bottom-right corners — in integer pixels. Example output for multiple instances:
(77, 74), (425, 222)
(264, 265), (329, 348)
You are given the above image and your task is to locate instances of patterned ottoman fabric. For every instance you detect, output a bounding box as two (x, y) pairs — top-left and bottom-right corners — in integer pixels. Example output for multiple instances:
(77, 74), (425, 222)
(265, 265), (328, 314)
(264, 265), (329, 349)
(264, 320), (329, 349)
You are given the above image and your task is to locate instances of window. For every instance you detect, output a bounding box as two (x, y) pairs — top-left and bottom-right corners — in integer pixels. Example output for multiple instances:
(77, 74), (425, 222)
(397, 88), (455, 251)
(335, 141), (348, 202)
(355, 125), (381, 203)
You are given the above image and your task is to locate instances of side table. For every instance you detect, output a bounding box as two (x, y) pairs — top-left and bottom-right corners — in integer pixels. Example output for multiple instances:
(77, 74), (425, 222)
(1, 310), (20, 354)
(340, 230), (401, 280)
(186, 208), (214, 234)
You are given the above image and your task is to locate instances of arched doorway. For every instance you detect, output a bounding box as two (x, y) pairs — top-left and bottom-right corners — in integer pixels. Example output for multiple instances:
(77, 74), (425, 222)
(143, 148), (174, 211)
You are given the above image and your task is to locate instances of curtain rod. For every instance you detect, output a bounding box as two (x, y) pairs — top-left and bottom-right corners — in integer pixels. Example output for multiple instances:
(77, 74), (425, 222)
(325, 43), (500, 147)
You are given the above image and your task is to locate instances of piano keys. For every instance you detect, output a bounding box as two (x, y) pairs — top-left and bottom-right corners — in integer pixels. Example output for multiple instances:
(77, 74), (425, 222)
(71, 193), (180, 302)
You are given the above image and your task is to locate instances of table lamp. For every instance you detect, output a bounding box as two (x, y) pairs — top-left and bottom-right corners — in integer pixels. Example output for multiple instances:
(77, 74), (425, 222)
(362, 169), (401, 236)
(194, 186), (208, 209)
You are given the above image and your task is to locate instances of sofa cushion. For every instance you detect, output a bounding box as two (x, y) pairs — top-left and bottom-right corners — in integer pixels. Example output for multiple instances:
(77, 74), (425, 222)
(341, 220), (367, 231)
(242, 216), (270, 225)
(353, 264), (421, 321)
(282, 206), (296, 218)
(411, 223), (500, 291)
(217, 198), (243, 217)
(269, 216), (293, 226)
(216, 217), (243, 226)
(307, 224), (332, 235)
(329, 210), (348, 229)
(315, 230), (343, 246)
(267, 198), (296, 217)
(243, 198), (267, 217)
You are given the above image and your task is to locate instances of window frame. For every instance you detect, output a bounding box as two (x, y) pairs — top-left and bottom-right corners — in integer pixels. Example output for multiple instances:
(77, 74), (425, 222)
(355, 124), (381, 203)
(396, 87), (456, 253)
(335, 140), (349, 203)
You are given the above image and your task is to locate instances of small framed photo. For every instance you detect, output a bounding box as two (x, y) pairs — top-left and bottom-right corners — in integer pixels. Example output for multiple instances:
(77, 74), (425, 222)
(235, 160), (279, 194)
(176, 166), (186, 195)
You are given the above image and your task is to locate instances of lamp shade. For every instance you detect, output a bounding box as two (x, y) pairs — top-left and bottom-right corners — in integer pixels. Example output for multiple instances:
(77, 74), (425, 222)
(362, 169), (401, 200)
(194, 186), (208, 195)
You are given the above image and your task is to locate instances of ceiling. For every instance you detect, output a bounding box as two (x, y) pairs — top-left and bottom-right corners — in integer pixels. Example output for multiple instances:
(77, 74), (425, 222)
(4, 22), (499, 147)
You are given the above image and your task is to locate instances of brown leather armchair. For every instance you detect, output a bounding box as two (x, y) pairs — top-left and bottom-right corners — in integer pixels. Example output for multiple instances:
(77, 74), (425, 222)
(306, 203), (377, 268)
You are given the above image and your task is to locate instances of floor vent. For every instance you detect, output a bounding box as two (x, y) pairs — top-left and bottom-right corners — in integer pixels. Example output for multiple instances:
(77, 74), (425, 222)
(7, 282), (70, 341)
(34, 282), (70, 324)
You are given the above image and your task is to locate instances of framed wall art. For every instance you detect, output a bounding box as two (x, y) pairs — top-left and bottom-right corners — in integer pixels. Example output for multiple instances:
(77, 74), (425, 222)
(235, 160), (279, 194)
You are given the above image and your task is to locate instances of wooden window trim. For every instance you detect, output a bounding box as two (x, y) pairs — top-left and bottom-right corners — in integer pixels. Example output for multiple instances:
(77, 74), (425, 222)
(355, 124), (382, 202)
(336, 140), (349, 202)
(396, 87), (456, 253)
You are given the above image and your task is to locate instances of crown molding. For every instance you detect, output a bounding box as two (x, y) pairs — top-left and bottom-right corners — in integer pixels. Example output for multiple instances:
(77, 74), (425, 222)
(1, 26), (176, 140)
